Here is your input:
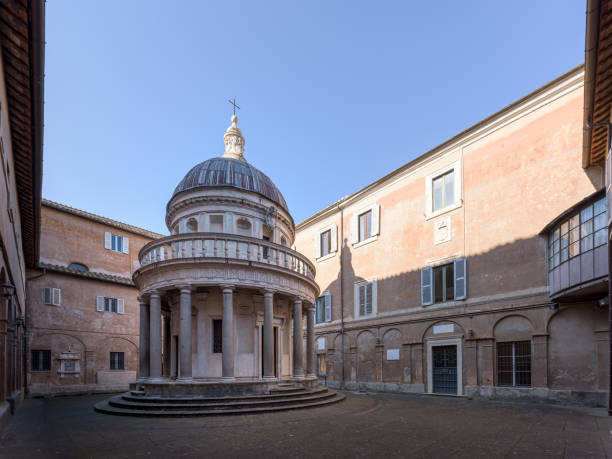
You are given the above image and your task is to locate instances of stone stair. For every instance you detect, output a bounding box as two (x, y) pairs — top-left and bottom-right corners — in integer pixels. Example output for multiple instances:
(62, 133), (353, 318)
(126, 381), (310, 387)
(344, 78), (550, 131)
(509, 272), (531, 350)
(94, 385), (344, 417)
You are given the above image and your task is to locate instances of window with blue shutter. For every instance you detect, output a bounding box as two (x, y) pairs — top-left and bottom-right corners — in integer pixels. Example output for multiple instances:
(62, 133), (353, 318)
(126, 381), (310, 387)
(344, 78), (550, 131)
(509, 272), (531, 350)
(421, 267), (433, 306)
(454, 258), (467, 300)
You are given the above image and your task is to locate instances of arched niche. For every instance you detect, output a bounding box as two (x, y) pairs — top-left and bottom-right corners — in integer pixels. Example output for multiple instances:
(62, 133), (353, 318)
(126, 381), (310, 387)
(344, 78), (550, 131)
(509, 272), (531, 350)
(382, 328), (402, 383)
(236, 217), (252, 237)
(356, 330), (376, 382)
(186, 218), (198, 233)
(493, 315), (532, 341)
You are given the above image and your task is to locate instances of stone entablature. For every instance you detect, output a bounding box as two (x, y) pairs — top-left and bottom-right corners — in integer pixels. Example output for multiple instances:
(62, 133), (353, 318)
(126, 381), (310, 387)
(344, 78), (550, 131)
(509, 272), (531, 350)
(134, 233), (318, 302)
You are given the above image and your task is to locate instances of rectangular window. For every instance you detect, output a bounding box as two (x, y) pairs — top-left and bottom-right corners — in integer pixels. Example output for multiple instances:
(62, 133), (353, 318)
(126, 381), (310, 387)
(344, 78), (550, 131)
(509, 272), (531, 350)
(42, 287), (61, 306)
(358, 282), (373, 317)
(358, 210), (372, 242)
(210, 215), (224, 232)
(64, 361), (76, 372)
(496, 341), (531, 387)
(318, 354), (326, 376)
(104, 231), (129, 254)
(433, 263), (454, 303)
(96, 296), (124, 314)
(548, 196), (607, 271)
(31, 350), (51, 372)
(110, 352), (125, 370)
(320, 230), (331, 257)
(315, 296), (325, 324)
(212, 319), (223, 353)
(432, 170), (455, 212)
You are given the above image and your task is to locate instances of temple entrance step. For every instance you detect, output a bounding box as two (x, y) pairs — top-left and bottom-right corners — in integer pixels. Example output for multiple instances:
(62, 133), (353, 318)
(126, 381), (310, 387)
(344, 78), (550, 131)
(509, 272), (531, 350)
(121, 387), (326, 404)
(94, 387), (345, 417)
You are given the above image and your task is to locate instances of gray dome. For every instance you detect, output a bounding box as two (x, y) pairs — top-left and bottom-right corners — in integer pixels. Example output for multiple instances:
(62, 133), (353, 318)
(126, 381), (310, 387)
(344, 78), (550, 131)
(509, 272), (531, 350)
(171, 157), (289, 212)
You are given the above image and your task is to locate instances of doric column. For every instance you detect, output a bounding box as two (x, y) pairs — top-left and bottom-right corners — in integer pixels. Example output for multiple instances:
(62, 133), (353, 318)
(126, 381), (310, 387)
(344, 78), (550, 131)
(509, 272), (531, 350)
(138, 296), (150, 379)
(292, 298), (304, 378)
(222, 286), (235, 380)
(179, 286), (193, 380)
(149, 292), (162, 378)
(263, 290), (275, 380)
(306, 305), (315, 378)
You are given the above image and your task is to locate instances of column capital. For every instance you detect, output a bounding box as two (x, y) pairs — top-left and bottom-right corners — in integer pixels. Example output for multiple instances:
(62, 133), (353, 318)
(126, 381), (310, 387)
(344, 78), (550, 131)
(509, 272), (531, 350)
(137, 295), (148, 305)
(177, 284), (193, 293)
(220, 284), (235, 293)
(293, 297), (303, 305)
(262, 289), (276, 297)
(149, 290), (162, 299)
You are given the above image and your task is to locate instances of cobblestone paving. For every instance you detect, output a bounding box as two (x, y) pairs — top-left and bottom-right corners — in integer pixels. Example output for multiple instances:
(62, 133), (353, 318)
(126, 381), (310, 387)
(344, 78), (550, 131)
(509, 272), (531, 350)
(1, 391), (612, 458)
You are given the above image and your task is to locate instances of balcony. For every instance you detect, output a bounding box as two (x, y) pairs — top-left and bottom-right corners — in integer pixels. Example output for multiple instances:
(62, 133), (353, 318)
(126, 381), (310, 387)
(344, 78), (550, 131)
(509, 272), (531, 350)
(133, 233), (318, 301)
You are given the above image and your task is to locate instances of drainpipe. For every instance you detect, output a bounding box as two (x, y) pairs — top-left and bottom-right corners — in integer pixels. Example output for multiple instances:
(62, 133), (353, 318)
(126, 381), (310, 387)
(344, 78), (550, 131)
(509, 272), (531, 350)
(583, 0), (601, 168)
(339, 204), (345, 389)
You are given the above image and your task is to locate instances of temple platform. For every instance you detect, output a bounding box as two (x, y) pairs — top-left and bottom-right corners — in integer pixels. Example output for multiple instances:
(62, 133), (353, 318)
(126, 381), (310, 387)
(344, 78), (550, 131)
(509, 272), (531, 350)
(94, 378), (344, 416)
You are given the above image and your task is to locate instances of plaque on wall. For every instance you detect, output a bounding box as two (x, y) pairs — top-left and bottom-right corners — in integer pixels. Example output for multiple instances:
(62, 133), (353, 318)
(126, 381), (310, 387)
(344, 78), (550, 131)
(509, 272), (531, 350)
(434, 216), (451, 245)
(386, 349), (400, 361)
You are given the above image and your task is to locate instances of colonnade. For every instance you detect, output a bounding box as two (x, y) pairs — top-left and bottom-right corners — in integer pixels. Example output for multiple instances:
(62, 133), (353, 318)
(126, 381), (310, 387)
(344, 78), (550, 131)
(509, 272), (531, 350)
(137, 287), (316, 381)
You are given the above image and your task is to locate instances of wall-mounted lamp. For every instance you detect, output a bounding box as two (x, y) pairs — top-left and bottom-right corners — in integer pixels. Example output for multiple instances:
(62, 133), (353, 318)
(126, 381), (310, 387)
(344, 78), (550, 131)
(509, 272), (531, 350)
(548, 303), (559, 311)
(598, 297), (609, 309)
(468, 329), (474, 338)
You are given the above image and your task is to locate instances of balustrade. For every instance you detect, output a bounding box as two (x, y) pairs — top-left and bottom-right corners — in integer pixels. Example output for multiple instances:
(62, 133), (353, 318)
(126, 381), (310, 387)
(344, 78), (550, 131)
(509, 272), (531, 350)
(139, 233), (316, 280)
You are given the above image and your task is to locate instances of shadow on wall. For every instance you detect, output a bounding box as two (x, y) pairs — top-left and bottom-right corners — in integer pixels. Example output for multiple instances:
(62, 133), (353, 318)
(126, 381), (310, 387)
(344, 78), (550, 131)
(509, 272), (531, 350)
(315, 231), (608, 392)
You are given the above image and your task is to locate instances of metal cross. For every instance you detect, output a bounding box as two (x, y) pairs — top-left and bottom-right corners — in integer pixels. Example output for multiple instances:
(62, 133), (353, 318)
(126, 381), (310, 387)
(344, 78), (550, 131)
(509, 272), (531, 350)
(228, 98), (241, 115)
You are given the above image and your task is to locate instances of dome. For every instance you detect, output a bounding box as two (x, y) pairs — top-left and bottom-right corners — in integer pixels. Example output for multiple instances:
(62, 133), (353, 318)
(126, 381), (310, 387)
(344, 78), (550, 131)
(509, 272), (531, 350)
(171, 157), (289, 213)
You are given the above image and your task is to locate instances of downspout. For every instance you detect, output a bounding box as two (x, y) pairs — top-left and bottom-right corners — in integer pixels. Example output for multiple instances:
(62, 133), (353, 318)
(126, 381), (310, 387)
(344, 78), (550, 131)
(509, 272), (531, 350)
(339, 204), (345, 389)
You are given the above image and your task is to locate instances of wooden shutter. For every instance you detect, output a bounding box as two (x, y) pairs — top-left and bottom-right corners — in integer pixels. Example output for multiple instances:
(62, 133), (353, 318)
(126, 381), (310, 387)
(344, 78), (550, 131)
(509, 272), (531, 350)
(421, 267), (433, 306)
(454, 258), (467, 300)
(366, 283), (373, 314)
(359, 285), (365, 316)
(104, 232), (111, 250)
(314, 232), (321, 258)
(122, 237), (129, 254)
(371, 204), (380, 236)
(324, 293), (332, 322)
(53, 288), (61, 306)
(117, 299), (125, 314)
(330, 225), (338, 252)
(96, 296), (105, 312)
(350, 214), (358, 244)
(118, 352), (124, 370)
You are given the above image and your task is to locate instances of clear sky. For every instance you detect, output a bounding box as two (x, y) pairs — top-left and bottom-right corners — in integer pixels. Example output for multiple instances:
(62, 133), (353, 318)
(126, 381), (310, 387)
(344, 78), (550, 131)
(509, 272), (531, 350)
(43, 0), (585, 235)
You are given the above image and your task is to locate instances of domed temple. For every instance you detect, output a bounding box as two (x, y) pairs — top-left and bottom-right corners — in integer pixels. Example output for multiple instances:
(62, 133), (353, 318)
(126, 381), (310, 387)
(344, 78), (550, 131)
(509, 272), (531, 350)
(96, 115), (343, 415)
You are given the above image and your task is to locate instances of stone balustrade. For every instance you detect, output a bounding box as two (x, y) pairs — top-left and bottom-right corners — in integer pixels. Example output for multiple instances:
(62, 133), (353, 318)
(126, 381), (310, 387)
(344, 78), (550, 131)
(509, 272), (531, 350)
(138, 232), (316, 280)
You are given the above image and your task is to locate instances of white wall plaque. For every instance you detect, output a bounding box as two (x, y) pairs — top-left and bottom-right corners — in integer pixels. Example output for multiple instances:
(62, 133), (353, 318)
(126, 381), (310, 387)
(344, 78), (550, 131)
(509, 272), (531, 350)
(317, 337), (326, 351)
(434, 216), (451, 245)
(386, 349), (400, 361)
(433, 323), (454, 334)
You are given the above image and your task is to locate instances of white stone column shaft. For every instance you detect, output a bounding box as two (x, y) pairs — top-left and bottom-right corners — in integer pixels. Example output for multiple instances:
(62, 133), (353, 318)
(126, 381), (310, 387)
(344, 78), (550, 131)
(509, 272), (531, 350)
(263, 291), (275, 379)
(149, 293), (162, 378)
(292, 299), (304, 378)
(179, 287), (192, 380)
(306, 305), (315, 378)
(222, 287), (234, 380)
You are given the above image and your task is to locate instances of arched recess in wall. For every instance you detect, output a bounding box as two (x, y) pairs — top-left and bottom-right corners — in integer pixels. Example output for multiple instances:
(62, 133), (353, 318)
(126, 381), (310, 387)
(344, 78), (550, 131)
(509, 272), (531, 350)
(421, 320), (465, 342)
(356, 330), (376, 383)
(35, 333), (86, 385)
(493, 315), (532, 342)
(547, 306), (606, 392)
(108, 336), (138, 371)
(236, 218), (251, 237)
(332, 334), (345, 382)
(382, 328), (402, 383)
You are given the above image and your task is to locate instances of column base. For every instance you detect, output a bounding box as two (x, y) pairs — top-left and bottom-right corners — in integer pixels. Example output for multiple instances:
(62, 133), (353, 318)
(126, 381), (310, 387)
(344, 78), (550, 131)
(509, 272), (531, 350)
(177, 376), (193, 381)
(291, 373), (305, 380)
(221, 376), (235, 382)
(306, 373), (316, 379)
(262, 376), (277, 381)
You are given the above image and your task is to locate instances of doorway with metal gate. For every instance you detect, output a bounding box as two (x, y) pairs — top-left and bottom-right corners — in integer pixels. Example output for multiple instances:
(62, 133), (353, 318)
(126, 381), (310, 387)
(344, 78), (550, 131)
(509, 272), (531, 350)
(427, 338), (462, 395)
(432, 345), (457, 394)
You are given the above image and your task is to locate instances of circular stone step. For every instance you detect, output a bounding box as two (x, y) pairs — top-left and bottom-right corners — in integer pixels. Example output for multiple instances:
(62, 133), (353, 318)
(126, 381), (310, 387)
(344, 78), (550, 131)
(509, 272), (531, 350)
(95, 389), (345, 417)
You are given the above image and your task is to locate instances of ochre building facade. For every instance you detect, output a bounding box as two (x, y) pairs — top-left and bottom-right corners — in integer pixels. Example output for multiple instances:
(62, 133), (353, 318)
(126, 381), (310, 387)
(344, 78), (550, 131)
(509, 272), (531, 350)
(294, 66), (610, 406)
(25, 201), (160, 396)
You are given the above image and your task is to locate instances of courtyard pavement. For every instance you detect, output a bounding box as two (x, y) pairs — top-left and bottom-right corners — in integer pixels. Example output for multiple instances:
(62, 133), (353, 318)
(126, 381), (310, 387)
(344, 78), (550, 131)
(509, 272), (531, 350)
(1, 391), (612, 458)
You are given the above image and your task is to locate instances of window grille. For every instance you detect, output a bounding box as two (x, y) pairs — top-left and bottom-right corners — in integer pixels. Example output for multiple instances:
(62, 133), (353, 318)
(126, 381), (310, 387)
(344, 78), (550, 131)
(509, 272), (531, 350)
(110, 352), (124, 370)
(213, 319), (223, 353)
(32, 350), (51, 371)
(497, 341), (531, 387)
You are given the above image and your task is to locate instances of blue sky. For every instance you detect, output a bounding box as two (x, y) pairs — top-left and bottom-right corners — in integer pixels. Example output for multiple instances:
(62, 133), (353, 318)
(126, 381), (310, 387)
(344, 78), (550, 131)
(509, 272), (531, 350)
(43, 0), (585, 235)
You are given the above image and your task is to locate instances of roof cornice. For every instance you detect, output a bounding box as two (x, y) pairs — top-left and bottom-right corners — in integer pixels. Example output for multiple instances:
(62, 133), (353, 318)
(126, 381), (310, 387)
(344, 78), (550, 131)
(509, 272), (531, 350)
(42, 199), (164, 240)
(297, 64), (585, 230)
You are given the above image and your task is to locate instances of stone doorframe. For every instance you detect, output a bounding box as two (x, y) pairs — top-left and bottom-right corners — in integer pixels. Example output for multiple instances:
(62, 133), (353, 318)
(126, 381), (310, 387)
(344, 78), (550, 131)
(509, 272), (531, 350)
(426, 337), (463, 395)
